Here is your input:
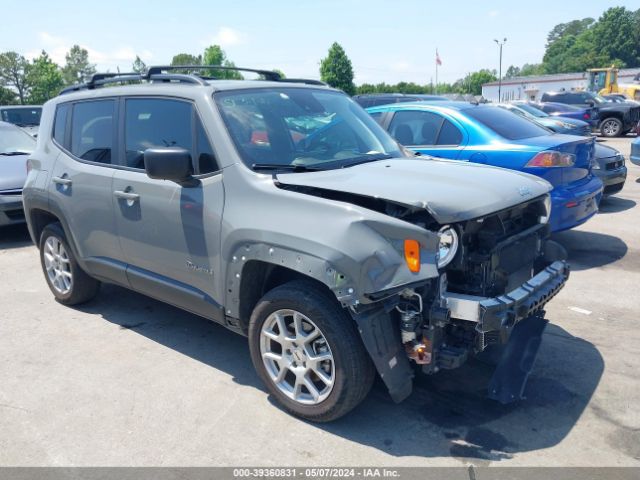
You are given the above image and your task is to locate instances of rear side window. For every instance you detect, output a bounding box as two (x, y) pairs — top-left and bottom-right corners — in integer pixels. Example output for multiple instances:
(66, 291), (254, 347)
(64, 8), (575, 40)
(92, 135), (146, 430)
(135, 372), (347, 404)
(124, 98), (218, 174)
(53, 104), (69, 146)
(465, 106), (550, 140)
(437, 119), (462, 145)
(70, 100), (115, 164)
(388, 110), (445, 145)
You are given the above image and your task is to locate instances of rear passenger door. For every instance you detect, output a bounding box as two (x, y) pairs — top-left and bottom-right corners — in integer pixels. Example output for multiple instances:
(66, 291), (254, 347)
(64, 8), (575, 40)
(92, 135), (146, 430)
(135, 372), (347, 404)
(111, 97), (225, 320)
(387, 110), (465, 159)
(49, 99), (126, 283)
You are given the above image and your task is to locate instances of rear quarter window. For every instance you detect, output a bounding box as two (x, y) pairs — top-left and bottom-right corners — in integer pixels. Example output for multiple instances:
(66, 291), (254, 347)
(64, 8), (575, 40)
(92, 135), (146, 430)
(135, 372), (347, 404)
(465, 106), (550, 140)
(53, 104), (70, 146)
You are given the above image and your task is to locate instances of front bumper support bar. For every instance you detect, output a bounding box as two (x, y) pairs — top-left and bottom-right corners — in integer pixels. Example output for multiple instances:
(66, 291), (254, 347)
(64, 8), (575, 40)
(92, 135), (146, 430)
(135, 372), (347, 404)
(443, 260), (569, 332)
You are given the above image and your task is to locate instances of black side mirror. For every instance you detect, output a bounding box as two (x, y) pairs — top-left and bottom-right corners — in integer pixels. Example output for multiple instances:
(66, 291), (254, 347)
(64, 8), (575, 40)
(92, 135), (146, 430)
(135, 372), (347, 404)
(585, 99), (595, 107)
(144, 147), (198, 187)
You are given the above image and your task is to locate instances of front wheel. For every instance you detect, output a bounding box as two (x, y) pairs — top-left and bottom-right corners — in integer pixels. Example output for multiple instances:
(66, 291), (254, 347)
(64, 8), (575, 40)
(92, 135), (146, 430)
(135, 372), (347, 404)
(39, 223), (100, 305)
(600, 117), (623, 137)
(248, 281), (375, 422)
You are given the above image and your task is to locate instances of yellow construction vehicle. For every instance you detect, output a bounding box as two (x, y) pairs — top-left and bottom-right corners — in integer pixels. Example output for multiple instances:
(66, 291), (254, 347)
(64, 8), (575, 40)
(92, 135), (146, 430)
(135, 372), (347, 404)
(587, 67), (640, 100)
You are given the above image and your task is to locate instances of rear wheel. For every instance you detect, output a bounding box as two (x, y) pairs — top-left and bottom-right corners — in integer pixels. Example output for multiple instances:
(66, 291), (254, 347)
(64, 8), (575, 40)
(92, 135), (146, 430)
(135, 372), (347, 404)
(600, 117), (623, 137)
(248, 280), (375, 422)
(39, 223), (100, 305)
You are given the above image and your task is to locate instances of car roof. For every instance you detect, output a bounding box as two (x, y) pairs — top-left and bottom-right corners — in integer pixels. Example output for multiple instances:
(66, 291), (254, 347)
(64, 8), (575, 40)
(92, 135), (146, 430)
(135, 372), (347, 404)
(368, 100), (479, 112)
(50, 80), (337, 105)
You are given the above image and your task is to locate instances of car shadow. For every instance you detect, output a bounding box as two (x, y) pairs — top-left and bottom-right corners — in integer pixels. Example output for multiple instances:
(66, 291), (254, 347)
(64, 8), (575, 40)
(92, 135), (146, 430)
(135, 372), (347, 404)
(552, 230), (627, 271)
(73, 283), (603, 463)
(0, 224), (33, 249)
(597, 196), (636, 214)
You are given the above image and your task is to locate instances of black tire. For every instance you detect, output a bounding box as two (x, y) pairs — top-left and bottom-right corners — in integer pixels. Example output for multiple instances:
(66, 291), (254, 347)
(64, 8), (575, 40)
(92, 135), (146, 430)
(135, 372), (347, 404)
(599, 117), (623, 137)
(39, 222), (100, 305)
(248, 280), (375, 422)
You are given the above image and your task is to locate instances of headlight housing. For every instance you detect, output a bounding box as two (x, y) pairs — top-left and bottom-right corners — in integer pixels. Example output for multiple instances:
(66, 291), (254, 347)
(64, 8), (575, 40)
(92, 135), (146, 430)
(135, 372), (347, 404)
(540, 194), (552, 224)
(437, 226), (459, 268)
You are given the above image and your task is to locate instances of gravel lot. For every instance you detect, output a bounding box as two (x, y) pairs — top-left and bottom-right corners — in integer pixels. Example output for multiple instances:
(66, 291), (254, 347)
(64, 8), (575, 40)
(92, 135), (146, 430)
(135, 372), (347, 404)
(1, 136), (638, 467)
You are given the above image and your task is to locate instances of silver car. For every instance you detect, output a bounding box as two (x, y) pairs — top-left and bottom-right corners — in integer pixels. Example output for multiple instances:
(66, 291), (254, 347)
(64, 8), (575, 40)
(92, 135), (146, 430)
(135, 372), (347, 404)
(23, 66), (569, 421)
(0, 121), (34, 226)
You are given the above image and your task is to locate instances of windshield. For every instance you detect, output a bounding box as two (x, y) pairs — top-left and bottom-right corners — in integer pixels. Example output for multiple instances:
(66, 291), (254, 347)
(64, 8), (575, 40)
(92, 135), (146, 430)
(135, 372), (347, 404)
(465, 106), (551, 140)
(0, 125), (36, 154)
(215, 88), (403, 170)
(1, 107), (42, 126)
(592, 94), (608, 105)
(514, 103), (548, 118)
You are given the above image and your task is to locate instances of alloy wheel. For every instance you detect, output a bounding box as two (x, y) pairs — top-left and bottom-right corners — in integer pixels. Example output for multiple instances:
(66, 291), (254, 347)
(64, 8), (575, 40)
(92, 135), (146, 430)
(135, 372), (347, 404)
(259, 309), (335, 405)
(43, 236), (73, 295)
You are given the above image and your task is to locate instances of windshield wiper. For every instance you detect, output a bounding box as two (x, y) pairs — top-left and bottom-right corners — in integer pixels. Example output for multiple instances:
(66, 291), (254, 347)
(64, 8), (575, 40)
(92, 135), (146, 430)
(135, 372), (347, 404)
(252, 163), (323, 172)
(0, 151), (31, 156)
(335, 153), (394, 168)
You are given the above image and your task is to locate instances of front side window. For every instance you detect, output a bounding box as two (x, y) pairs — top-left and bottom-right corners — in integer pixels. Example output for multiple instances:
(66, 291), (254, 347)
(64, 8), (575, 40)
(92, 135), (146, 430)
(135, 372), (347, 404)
(215, 88), (402, 171)
(70, 100), (115, 164)
(124, 98), (218, 174)
(124, 98), (192, 170)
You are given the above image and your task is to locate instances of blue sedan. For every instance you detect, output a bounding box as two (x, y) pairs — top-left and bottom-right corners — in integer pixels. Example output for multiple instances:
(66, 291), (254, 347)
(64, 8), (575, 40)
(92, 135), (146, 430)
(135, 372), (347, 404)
(367, 102), (603, 232)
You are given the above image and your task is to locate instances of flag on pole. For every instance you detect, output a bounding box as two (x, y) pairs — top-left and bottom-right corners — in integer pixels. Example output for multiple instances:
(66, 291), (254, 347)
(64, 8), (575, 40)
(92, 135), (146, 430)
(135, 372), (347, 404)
(436, 49), (442, 66)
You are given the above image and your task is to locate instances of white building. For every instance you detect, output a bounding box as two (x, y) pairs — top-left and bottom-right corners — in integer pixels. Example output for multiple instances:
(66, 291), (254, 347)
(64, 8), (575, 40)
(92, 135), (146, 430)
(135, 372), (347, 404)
(482, 67), (640, 102)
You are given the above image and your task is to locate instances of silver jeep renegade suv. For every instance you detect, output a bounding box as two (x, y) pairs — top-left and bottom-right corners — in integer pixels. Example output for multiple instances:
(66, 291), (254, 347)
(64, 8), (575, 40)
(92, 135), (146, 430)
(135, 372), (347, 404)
(23, 66), (569, 422)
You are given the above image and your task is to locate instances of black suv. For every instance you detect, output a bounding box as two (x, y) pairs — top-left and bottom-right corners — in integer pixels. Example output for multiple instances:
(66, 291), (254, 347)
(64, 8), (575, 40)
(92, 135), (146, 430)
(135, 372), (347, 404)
(540, 91), (639, 137)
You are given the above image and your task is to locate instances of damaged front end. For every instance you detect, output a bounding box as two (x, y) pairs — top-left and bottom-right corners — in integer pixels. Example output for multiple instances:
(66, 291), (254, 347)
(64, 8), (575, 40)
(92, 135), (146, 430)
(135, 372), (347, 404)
(351, 194), (570, 404)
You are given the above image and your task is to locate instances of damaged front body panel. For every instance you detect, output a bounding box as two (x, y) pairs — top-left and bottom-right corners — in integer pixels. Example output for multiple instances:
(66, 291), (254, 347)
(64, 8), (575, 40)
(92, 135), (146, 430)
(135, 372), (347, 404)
(222, 157), (569, 405)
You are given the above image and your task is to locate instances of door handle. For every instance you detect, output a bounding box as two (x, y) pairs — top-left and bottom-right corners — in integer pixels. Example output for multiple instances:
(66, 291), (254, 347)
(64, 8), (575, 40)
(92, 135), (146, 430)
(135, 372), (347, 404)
(113, 190), (140, 202)
(52, 176), (72, 186)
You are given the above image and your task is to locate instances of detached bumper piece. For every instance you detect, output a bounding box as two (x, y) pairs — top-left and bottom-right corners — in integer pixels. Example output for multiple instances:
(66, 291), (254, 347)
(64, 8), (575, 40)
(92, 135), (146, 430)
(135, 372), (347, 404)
(444, 260), (569, 333)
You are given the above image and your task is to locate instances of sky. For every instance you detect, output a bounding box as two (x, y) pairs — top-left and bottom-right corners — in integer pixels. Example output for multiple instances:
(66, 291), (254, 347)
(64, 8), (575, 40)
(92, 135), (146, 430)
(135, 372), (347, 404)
(2, 0), (640, 85)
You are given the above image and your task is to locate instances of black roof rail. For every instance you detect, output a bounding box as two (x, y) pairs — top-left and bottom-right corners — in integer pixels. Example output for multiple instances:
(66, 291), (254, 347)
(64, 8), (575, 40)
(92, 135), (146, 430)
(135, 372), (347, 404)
(277, 78), (327, 86)
(146, 65), (282, 81)
(59, 73), (143, 95)
(58, 65), (327, 96)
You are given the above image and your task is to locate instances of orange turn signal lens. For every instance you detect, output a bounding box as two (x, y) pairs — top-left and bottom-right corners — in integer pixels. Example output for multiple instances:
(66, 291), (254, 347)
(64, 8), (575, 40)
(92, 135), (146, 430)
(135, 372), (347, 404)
(404, 239), (420, 273)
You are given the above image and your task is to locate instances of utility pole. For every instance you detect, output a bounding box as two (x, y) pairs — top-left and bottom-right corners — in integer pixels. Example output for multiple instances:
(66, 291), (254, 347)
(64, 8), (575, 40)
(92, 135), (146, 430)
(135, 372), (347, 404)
(494, 38), (507, 102)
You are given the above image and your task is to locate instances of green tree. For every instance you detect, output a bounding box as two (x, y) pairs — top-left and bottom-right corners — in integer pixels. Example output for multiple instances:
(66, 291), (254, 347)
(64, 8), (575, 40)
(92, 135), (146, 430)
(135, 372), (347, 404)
(505, 65), (521, 78)
(27, 51), (64, 104)
(319, 42), (355, 95)
(171, 53), (202, 66)
(62, 45), (96, 85)
(546, 18), (594, 47)
(202, 45), (242, 79)
(0, 86), (16, 104)
(132, 55), (147, 74)
(465, 70), (497, 95)
(591, 7), (639, 69)
(520, 63), (545, 76)
(0, 51), (30, 104)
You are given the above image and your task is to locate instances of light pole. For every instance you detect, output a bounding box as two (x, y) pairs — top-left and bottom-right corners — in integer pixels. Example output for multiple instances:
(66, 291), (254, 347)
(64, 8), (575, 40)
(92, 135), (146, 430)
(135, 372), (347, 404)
(494, 38), (507, 101)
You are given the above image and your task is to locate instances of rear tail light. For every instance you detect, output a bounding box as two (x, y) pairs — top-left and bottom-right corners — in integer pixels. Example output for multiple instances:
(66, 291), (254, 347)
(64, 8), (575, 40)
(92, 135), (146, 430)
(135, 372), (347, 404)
(583, 113), (590, 120)
(526, 151), (576, 167)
